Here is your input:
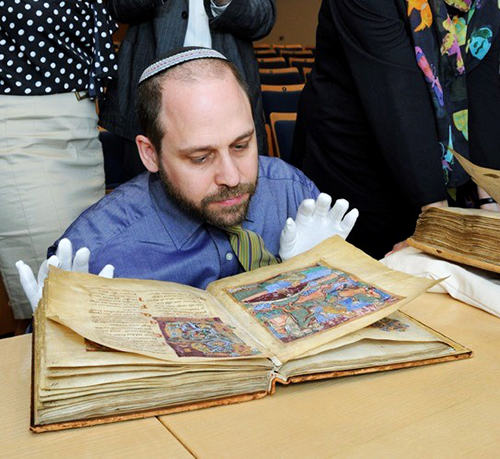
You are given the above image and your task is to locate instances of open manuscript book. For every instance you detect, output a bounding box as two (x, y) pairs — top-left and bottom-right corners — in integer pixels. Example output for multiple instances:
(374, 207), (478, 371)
(31, 236), (471, 432)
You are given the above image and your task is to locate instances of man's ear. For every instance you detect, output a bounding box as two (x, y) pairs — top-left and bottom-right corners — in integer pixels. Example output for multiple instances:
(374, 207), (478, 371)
(136, 135), (160, 173)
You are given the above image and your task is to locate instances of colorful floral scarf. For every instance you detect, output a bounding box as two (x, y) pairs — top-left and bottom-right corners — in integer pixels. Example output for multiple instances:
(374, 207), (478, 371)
(407, 0), (499, 187)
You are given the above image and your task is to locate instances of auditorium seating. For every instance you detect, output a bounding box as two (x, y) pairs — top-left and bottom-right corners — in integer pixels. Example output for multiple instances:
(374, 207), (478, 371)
(255, 43), (313, 161)
(256, 57), (288, 69)
(289, 57), (315, 82)
(302, 66), (312, 82)
(261, 84), (304, 123)
(279, 50), (314, 66)
(273, 44), (303, 52)
(254, 50), (278, 59)
(259, 68), (302, 85)
(270, 112), (297, 163)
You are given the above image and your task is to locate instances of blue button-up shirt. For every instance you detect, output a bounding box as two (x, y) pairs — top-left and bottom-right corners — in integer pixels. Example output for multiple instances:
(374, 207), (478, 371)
(49, 157), (320, 289)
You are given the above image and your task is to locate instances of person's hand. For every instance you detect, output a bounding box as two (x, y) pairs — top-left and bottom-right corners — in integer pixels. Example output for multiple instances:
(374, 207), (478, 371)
(384, 240), (410, 258)
(477, 187), (500, 212)
(279, 193), (359, 261)
(15, 238), (114, 313)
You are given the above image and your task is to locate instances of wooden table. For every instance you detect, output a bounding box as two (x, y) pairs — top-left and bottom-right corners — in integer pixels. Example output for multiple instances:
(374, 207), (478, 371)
(159, 293), (500, 458)
(1, 334), (192, 459)
(2, 293), (499, 458)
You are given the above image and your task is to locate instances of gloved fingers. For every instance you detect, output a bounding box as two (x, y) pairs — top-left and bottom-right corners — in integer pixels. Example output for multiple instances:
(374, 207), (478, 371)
(72, 247), (90, 272)
(279, 218), (298, 261)
(313, 193), (332, 219)
(328, 199), (350, 224)
(15, 261), (34, 284)
(98, 264), (115, 279)
(15, 261), (39, 307)
(294, 199), (316, 226)
(339, 208), (359, 237)
(56, 238), (73, 271)
(40, 255), (60, 285)
(280, 217), (298, 246)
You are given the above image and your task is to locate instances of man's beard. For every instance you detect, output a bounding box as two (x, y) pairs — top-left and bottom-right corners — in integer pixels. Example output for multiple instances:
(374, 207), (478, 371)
(157, 167), (257, 228)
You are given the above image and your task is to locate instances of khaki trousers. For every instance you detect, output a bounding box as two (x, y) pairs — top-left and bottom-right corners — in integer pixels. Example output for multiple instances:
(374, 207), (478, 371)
(0, 93), (105, 319)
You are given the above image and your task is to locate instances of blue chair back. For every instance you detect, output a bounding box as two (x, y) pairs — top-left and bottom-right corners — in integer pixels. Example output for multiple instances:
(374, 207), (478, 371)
(261, 85), (304, 123)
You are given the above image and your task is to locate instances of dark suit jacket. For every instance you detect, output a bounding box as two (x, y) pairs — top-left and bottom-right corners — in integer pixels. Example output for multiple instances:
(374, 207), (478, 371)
(291, 0), (500, 257)
(99, 0), (276, 156)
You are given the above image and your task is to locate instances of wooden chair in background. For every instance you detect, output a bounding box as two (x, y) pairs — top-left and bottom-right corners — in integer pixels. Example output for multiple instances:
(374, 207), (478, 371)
(280, 50), (315, 66)
(289, 57), (315, 82)
(273, 44), (303, 53)
(260, 84), (304, 123)
(254, 50), (278, 59)
(270, 112), (297, 163)
(256, 57), (288, 69)
(259, 67), (302, 85)
(302, 66), (312, 82)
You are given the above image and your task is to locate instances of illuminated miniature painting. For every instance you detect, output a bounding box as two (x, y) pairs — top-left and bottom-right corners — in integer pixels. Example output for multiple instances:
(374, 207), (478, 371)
(370, 317), (410, 332)
(84, 338), (116, 352)
(227, 262), (404, 343)
(155, 317), (260, 358)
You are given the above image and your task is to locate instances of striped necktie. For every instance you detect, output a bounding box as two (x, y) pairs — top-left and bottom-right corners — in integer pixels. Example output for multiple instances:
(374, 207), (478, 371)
(224, 225), (279, 271)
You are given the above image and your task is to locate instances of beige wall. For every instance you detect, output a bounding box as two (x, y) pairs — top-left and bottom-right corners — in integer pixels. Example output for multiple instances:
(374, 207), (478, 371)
(257, 0), (322, 47)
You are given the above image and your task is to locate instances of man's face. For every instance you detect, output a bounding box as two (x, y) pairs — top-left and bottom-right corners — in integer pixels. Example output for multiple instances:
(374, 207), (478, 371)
(152, 72), (259, 228)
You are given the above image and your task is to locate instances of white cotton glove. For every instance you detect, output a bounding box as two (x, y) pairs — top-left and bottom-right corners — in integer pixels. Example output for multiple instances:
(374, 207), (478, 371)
(279, 193), (359, 261)
(15, 238), (115, 313)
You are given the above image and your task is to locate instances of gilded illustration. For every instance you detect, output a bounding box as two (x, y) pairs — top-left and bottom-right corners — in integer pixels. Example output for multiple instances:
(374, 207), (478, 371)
(155, 317), (260, 358)
(227, 263), (404, 343)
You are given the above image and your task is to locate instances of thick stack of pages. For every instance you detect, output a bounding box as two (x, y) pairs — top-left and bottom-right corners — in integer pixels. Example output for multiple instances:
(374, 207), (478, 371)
(408, 207), (500, 273)
(32, 236), (471, 432)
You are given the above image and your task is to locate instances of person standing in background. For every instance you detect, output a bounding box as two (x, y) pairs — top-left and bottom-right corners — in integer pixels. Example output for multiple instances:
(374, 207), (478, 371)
(0, 0), (117, 324)
(99, 0), (276, 180)
(291, 0), (500, 260)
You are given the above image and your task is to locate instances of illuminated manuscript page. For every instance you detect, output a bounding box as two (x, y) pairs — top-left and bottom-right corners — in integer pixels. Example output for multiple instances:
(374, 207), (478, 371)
(207, 236), (438, 363)
(44, 268), (273, 363)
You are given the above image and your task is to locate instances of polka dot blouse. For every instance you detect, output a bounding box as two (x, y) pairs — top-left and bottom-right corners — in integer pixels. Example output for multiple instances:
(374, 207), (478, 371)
(0, 0), (118, 98)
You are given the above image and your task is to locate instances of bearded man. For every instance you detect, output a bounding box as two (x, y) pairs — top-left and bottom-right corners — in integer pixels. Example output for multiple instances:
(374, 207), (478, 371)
(17, 47), (357, 310)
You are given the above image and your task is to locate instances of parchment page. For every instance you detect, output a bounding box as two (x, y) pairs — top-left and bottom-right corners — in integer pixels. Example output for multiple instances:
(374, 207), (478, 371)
(44, 312), (268, 370)
(294, 311), (451, 359)
(280, 340), (453, 378)
(44, 268), (272, 363)
(453, 151), (500, 204)
(207, 236), (438, 363)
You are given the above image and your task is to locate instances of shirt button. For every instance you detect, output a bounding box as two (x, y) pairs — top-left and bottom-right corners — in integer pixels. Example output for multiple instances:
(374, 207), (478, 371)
(226, 253), (234, 261)
(181, 11), (188, 19)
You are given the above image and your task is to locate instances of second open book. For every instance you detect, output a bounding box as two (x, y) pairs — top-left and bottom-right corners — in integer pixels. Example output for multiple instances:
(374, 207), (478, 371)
(32, 236), (471, 432)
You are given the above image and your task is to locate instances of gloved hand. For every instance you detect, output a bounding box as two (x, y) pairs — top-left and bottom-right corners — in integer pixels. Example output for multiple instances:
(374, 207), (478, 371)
(16, 238), (115, 312)
(279, 193), (359, 261)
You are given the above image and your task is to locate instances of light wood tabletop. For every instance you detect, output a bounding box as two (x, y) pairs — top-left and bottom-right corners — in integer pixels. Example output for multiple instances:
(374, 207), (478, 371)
(1, 334), (192, 459)
(159, 293), (500, 458)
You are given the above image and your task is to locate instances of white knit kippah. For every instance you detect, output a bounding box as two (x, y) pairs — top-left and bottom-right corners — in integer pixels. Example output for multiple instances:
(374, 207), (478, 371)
(139, 47), (228, 85)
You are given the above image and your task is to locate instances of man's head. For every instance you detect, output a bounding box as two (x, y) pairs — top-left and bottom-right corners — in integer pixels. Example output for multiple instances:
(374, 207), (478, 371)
(136, 48), (259, 228)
